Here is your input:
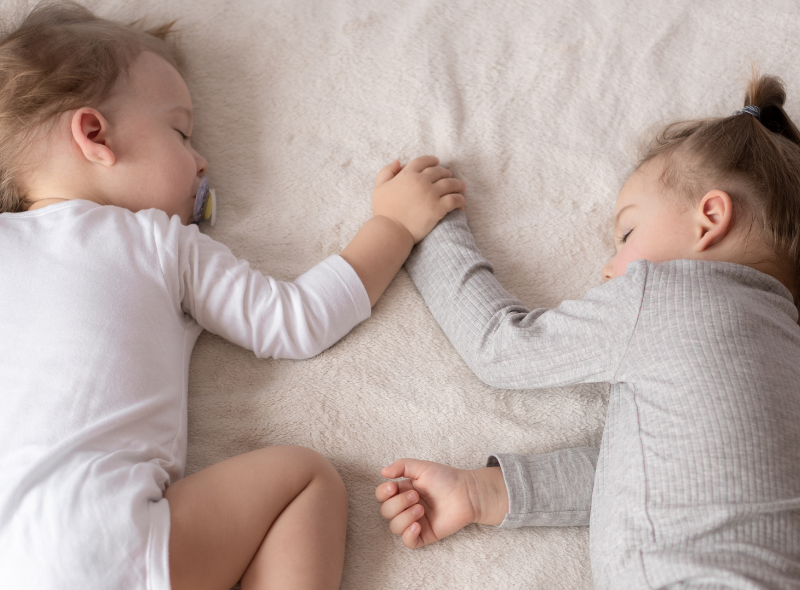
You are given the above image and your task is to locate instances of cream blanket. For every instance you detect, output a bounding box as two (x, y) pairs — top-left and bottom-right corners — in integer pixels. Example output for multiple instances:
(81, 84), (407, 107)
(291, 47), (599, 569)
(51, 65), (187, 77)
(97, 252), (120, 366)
(22, 0), (800, 587)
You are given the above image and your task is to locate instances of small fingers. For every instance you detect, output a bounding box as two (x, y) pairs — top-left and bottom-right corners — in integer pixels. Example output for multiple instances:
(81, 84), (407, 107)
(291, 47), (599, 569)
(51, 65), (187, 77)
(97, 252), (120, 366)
(405, 155), (439, 173)
(381, 458), (431, 481)
(420, 165), (453, 183)
(374, 159), (402, 188)
(389, 502), (425, 536)
(438, 193), (467, 215)
(376, 478), (415, 502)
(380, 489), (420, 520)
(375, 480), (398, 502)
(433, 178), (466, 196)
(402, 521), (423, 549)
(380, 461), (405, 480)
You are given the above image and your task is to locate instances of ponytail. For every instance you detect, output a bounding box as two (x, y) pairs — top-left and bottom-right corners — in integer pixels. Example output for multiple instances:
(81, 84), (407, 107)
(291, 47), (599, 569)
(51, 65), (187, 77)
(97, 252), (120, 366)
(639, 72), (800, 310)
(745, 75), (800, 145)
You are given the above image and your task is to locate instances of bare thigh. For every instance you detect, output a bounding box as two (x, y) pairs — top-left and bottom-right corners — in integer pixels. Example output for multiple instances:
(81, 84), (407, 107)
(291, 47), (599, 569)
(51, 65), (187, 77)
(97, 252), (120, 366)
(164, 445), (348, 590)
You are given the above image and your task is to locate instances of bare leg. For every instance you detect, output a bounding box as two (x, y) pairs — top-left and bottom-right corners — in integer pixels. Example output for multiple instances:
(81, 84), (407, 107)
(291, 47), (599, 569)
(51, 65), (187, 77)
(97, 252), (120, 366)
(165, 445), (347, 590)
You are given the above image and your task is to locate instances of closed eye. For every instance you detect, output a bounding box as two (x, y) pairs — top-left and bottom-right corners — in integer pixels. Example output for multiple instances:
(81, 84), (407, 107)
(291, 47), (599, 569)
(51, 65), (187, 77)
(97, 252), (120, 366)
(619, 229), (633, 244)
(175, 129), (190, 140)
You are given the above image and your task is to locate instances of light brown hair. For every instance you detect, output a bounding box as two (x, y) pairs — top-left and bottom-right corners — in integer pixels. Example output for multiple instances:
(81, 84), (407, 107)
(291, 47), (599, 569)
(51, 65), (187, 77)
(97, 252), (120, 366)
(639, 72), (800, 308)
(0, 1), (182, 212)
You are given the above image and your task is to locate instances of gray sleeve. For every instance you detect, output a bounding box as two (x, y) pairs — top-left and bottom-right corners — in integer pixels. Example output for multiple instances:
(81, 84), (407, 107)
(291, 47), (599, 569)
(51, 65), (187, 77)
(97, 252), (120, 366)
(487, 448), (598, 528)
(405, 210), (646, 389)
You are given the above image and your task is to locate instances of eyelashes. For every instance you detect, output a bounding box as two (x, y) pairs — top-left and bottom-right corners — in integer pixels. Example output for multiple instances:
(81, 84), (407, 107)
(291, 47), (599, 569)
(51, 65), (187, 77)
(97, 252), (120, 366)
(619, 229), (632, 244)
(176, 129), (190, 140)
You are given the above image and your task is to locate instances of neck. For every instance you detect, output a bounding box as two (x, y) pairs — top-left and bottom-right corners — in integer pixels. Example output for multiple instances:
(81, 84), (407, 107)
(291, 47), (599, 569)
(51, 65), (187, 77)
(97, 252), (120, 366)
(27, 197), (70, 211)
(745, 259), (797, 299)
(701, 227), (797, 300)
(23, 175), (106, 211)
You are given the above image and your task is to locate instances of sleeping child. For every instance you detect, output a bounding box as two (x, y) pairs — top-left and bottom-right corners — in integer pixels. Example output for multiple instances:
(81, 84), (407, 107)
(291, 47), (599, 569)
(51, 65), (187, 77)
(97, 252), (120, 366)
(377, 73), (800, 589)
(0, 3), (465, 589)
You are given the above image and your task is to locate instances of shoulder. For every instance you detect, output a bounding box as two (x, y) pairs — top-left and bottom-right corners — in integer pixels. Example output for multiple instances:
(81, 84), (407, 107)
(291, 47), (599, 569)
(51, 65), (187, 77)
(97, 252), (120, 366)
(646, 260), (793, 301)
(16, 201), (196, 245)
(132, 206), (200, 249)
(584, 260), (650, 313)
(0, 200), (183, 251)
(636, 259), (798, 325)
(74, 205), (206, 289)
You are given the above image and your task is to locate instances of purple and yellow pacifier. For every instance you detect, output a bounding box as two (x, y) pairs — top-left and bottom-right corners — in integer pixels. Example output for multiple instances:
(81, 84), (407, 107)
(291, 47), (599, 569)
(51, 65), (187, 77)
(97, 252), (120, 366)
(192, 176), (217, 226)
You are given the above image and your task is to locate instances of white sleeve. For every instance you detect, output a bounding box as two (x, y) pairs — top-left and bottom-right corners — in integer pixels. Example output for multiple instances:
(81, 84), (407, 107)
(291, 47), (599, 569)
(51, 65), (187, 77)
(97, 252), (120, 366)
(151, 212), (371, 360)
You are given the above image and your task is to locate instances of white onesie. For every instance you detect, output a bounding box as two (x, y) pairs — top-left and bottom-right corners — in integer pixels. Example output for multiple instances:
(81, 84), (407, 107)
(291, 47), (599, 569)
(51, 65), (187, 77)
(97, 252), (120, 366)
(0, 200), (371, 589)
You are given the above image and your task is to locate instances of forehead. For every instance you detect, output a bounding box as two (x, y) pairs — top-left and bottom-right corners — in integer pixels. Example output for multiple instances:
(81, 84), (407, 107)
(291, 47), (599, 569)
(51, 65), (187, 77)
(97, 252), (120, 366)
(112, 51), (192, 113)
(616, 159), (663, 212)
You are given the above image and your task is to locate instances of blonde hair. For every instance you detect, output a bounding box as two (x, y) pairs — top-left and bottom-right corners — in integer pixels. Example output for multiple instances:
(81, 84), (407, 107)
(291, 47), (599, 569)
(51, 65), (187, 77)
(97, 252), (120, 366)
(0, 1), (183, 212)
(639, 73), (800, 308)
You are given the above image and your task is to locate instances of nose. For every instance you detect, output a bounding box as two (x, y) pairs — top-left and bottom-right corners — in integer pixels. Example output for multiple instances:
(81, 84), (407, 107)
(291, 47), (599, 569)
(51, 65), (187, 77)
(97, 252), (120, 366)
(194, 149), (208, 177)
(601, 257), (614, 282)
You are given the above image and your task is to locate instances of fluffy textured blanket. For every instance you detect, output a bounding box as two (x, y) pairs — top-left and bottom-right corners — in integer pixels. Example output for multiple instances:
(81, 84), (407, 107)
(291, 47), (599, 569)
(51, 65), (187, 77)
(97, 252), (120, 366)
(15, 0), (800, 587)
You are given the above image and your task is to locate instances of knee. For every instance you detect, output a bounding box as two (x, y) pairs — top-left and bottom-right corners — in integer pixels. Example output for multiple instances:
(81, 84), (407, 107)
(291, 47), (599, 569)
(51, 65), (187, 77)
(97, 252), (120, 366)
(299, 447), (348, 517)
(273, 446), (347, 505)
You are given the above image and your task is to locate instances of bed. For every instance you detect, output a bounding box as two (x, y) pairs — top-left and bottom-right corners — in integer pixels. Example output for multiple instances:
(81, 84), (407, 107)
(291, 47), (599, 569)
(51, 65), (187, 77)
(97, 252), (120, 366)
(25, 0), (800, 587)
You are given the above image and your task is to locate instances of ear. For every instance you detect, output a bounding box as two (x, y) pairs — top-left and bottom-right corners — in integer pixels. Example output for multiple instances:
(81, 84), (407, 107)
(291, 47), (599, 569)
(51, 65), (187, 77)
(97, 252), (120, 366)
(694, 189), (733, 252)
(70, 108), (115, 167)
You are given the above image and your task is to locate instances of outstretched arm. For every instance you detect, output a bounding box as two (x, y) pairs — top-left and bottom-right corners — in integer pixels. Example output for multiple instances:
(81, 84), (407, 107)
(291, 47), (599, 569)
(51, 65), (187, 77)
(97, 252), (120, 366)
(156, 156), (464, 360)
(405, 210), (646, 389)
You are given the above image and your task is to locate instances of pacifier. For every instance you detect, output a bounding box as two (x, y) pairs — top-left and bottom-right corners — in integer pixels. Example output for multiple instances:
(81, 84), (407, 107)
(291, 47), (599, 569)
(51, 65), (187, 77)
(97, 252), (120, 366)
(192, 176), (217, 226)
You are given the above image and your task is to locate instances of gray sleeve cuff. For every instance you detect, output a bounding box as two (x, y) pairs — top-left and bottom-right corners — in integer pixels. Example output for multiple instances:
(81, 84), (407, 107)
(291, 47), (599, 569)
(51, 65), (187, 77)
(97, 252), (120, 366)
(487, 447), (598, 528)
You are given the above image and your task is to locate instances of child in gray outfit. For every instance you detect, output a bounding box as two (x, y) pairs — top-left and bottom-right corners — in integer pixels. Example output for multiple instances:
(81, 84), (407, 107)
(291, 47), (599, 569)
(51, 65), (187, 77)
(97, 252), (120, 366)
(376, 74), (800, 589)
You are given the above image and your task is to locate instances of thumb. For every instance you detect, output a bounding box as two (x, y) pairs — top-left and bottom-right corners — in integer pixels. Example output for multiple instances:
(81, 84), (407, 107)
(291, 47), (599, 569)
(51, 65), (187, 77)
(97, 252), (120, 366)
(374, 159), (402, 188)
(381, 458), (432, 480)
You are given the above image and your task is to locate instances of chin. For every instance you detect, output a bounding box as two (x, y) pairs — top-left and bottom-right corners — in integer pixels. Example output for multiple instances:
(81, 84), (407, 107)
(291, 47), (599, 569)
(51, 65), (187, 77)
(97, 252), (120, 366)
(181, 205), (193, 225)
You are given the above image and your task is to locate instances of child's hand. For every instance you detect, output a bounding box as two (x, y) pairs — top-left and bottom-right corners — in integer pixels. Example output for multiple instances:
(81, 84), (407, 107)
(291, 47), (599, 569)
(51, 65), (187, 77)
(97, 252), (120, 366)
(375, 459), (508, 549)
(339, 156), (465, 307)
(372, 156), (466, 244)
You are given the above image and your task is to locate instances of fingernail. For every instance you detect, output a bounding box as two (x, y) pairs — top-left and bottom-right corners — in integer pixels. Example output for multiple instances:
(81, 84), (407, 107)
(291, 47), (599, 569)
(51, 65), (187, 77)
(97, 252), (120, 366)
(412, 505), (423, 516)
(407, 491), (416, 501)
(385, 484), (393, 493)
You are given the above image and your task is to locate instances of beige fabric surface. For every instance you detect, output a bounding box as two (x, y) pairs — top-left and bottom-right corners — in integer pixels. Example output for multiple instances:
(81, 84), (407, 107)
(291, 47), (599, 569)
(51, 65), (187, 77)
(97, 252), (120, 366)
(9, 0), (800, 588)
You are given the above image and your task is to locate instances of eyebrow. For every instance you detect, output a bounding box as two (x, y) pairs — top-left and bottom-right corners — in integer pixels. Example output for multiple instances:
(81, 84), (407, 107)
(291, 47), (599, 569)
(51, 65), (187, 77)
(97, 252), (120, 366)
(614, 204), (635, 229)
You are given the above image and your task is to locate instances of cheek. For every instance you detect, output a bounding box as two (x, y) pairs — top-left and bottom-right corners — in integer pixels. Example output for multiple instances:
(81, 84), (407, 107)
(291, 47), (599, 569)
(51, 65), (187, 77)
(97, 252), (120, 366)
(156, 144), (197, 191)
(143, 145), (197, 215)
(612, 244), (643, 277)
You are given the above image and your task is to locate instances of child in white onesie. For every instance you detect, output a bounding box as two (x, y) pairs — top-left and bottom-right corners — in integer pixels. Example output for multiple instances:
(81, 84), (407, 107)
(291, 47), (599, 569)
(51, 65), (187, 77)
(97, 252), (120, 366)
(0, 4), (465, 590)
(377, 74), (800, 588)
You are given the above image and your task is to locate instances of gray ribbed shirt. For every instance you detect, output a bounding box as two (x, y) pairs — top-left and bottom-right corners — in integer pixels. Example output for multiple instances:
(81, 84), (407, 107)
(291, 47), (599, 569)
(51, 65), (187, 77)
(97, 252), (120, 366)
(405, 211), (800, 589)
